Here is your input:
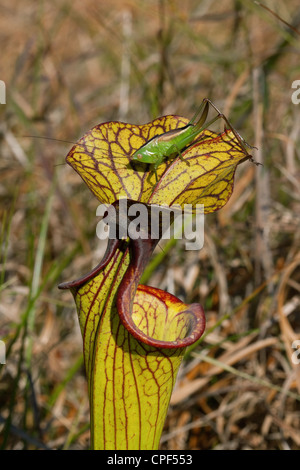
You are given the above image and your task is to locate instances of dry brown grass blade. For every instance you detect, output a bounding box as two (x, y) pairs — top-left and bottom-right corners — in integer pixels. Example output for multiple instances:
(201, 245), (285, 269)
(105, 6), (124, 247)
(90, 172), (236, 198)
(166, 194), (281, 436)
(254, 2), (300, 36)
(203, 231), (230, 316)
(267, 412), (300, 446)
(253, 66), (274, 287)
(171, 336), (277, 404)
(277, 254), (300, 393)
(217, 165), (255, 225)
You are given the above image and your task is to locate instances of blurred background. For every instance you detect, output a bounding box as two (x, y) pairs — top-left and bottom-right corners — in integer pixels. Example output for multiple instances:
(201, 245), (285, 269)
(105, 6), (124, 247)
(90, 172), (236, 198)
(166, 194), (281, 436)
(0, 0), (300, 450)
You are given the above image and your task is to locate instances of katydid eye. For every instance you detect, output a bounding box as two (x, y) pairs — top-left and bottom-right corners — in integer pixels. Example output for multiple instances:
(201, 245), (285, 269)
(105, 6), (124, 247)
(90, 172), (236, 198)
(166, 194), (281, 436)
(137, 154), (143, 160)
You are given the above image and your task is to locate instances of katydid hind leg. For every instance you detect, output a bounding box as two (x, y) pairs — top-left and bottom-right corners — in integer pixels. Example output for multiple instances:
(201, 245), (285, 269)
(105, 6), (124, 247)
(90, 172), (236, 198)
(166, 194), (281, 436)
(193, 101), (209, 130)
(191, 98), (257, 162)
(189, 100), (205, 125)
(189, 100), (209, 127)
(202, 99), (257, 159)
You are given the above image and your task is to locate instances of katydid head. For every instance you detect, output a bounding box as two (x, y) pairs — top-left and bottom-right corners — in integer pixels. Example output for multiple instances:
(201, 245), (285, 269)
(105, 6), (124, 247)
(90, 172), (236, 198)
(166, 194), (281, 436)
(131, 150), (143, 161)
(131, 147), (151, 164)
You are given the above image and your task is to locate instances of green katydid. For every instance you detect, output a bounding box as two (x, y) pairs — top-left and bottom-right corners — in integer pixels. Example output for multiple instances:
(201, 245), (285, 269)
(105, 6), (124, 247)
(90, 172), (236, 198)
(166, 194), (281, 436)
(131, 98), (256, 182)
(22, 99), (256, 180)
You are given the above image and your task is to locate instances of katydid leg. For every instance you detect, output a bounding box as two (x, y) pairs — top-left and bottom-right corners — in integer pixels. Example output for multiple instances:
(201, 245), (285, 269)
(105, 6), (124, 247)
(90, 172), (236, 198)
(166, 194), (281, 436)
(199, 98), (259, 163)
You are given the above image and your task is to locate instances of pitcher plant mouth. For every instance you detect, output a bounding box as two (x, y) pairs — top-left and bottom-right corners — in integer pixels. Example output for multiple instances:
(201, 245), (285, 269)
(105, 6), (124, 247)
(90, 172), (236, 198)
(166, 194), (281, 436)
(59, 199), (206, 349)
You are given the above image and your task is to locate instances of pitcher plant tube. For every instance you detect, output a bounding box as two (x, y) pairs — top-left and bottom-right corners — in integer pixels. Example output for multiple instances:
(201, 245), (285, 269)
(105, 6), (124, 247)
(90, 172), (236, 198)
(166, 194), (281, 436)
(58, 106), (254, 450)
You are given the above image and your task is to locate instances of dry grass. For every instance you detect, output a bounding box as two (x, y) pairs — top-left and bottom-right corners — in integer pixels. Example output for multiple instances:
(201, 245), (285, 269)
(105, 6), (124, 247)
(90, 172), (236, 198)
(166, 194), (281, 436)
(0, 0), (300, 450)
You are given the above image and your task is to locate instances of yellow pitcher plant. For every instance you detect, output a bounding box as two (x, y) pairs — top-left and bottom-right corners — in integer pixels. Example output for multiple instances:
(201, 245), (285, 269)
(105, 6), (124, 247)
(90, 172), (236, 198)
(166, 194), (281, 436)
(58, 111), (252, 450)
